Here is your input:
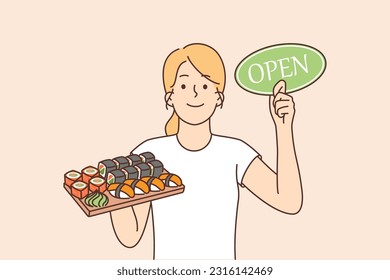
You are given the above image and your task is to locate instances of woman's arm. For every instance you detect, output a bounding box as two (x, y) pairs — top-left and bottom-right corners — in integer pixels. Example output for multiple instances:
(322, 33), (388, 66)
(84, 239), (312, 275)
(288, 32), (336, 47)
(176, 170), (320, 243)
(242, 80), (303, 214)
(110, 202), (151, 247)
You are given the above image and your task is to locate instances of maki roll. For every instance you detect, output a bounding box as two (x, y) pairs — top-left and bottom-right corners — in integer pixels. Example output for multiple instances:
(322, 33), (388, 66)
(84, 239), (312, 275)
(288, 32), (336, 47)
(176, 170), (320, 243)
(139, 152), (155, 163)
(126, 154), (142, 166)
(121, 166), (138, 180)
(124, 179), (150, 194)
(141, 176), (165, 192)
(108, 183), (135, 199)
(81, 166), (99, 183)
(98, 159), (116, 178)
(107, 170), (126, 184)
(64, 170), (81, 187)
(159, 173), (182, 187)
(147, 160), (164, 177)
(71, 181), (89, 199)
(134, 163), (151, 179)
(112, 156), (129, 169)
(89, 177), (107, 193)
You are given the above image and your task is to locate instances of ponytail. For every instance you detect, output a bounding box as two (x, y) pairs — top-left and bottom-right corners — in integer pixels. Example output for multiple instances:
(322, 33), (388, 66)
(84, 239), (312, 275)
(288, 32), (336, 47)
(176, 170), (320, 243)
(165, 112), (179, 135)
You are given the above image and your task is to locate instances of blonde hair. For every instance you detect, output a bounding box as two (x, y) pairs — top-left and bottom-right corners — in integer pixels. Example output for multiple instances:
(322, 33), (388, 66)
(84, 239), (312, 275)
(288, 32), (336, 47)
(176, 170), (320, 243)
(163, 43), (226, 135)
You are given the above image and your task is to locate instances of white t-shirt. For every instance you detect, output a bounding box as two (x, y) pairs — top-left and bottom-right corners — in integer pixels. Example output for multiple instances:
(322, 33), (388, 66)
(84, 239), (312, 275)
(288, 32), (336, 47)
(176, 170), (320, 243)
(132, 134), (259, 260)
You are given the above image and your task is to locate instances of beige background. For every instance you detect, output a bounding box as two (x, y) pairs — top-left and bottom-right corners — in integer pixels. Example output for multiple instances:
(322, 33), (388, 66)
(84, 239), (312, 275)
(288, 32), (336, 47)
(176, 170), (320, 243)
(1, 0), (389, 259)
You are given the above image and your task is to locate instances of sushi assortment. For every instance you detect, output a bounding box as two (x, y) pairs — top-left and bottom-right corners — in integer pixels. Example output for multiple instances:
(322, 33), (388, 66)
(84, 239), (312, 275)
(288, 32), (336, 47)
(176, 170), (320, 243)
(64, 152), (182, 208)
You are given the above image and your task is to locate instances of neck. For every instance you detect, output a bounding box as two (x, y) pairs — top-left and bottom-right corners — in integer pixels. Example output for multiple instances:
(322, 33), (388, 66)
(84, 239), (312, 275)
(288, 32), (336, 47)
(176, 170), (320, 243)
(177, 119), (212, 151)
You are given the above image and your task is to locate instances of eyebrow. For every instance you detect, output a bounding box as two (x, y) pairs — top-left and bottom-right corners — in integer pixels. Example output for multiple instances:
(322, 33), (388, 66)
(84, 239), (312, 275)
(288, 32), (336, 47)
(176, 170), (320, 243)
(179, 74), (189, 77)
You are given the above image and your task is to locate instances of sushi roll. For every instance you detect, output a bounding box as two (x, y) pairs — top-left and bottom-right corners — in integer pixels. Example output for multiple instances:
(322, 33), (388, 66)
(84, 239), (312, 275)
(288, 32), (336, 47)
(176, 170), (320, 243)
(141, 176), (165, 192)
(139, 152), (155, 163)
(71, 181), (89, 199)
(159, 173), (182, 187)
(108, 183), (135, 199)
(126, 154), (142, 166)
(124, 179), (150, 194)
(64, 170), (81, 187)
(81, 166), (99, 183)
(112, 156), (129, 169)
(89, 177), (107, 193)
(107, 169), (126, 184)
(121, 166), (138, 180)
(134, 163), (151, 179)
(147, 160), (164, 177)
(98, 159), (116, 178)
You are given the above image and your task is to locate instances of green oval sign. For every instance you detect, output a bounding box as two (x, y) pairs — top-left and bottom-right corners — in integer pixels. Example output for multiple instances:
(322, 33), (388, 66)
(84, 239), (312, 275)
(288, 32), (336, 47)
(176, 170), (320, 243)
(235, 43), (326, 95)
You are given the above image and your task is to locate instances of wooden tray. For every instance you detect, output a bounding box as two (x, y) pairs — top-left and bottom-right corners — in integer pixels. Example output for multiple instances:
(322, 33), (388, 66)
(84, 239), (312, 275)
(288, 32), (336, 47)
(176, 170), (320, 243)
(64, 183), (185, 217)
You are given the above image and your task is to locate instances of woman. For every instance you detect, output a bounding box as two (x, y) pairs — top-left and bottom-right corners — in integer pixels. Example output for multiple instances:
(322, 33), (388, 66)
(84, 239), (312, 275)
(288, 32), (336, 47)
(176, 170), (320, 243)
(110, 43), (302, 260)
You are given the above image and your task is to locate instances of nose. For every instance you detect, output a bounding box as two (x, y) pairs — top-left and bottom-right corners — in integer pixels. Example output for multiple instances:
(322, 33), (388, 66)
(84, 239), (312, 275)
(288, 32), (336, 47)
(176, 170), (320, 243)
(192, 84), (198, 98)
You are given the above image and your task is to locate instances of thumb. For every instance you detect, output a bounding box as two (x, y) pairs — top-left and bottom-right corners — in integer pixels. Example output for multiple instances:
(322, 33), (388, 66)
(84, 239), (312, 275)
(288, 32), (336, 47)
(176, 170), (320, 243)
(270, 80), (286, 121)
(269, 92), (276, 117)
(273, 80), (286, 96)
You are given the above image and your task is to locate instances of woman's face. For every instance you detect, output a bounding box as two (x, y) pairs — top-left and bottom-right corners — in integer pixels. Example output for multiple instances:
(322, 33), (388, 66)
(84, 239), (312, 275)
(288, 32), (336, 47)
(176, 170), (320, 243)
(168, 61), (222, 125)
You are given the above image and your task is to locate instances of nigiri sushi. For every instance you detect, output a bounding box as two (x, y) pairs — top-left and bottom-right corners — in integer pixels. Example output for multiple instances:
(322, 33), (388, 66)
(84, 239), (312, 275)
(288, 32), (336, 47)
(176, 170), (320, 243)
(108, 183), (135, 199)
(141, 176), (165, 192)
(124, 179), (150, 194)
(159, 173), (182, 187)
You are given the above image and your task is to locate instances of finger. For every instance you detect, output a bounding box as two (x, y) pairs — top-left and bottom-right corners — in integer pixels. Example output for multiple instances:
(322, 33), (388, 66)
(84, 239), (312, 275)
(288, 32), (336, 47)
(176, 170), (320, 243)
(276, 106), (292, 118)
(273, 92), (292, 107)
(269, 95), (276, 118)
(274, 100), (293, 113)
(273, 80), (286, 96)
(269, 94), (276, 117)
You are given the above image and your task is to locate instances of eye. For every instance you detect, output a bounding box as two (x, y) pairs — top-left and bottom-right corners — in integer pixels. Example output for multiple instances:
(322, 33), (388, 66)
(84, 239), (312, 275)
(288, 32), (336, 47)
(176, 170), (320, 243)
(181, 84), (186, 89)
(203, 84), (208, 90)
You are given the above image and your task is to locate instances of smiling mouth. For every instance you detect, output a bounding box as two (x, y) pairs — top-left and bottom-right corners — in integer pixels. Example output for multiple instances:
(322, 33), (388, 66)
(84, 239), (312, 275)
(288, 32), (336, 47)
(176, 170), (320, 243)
(186, 103), (204, 108)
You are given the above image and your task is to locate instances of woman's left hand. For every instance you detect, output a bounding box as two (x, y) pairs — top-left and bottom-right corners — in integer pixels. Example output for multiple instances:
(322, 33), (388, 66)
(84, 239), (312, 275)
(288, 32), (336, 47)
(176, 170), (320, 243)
(269, 80), (295, 129)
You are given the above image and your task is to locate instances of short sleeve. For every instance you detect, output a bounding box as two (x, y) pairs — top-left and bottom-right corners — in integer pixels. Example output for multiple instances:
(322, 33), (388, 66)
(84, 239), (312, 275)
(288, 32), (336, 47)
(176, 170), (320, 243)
(234, 139), (260, 185)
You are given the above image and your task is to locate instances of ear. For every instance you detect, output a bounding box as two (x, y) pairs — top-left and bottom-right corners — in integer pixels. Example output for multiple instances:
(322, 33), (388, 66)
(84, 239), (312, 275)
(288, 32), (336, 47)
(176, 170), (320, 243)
(165, 91), (174, 107)
(216, 92), (225, 108)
